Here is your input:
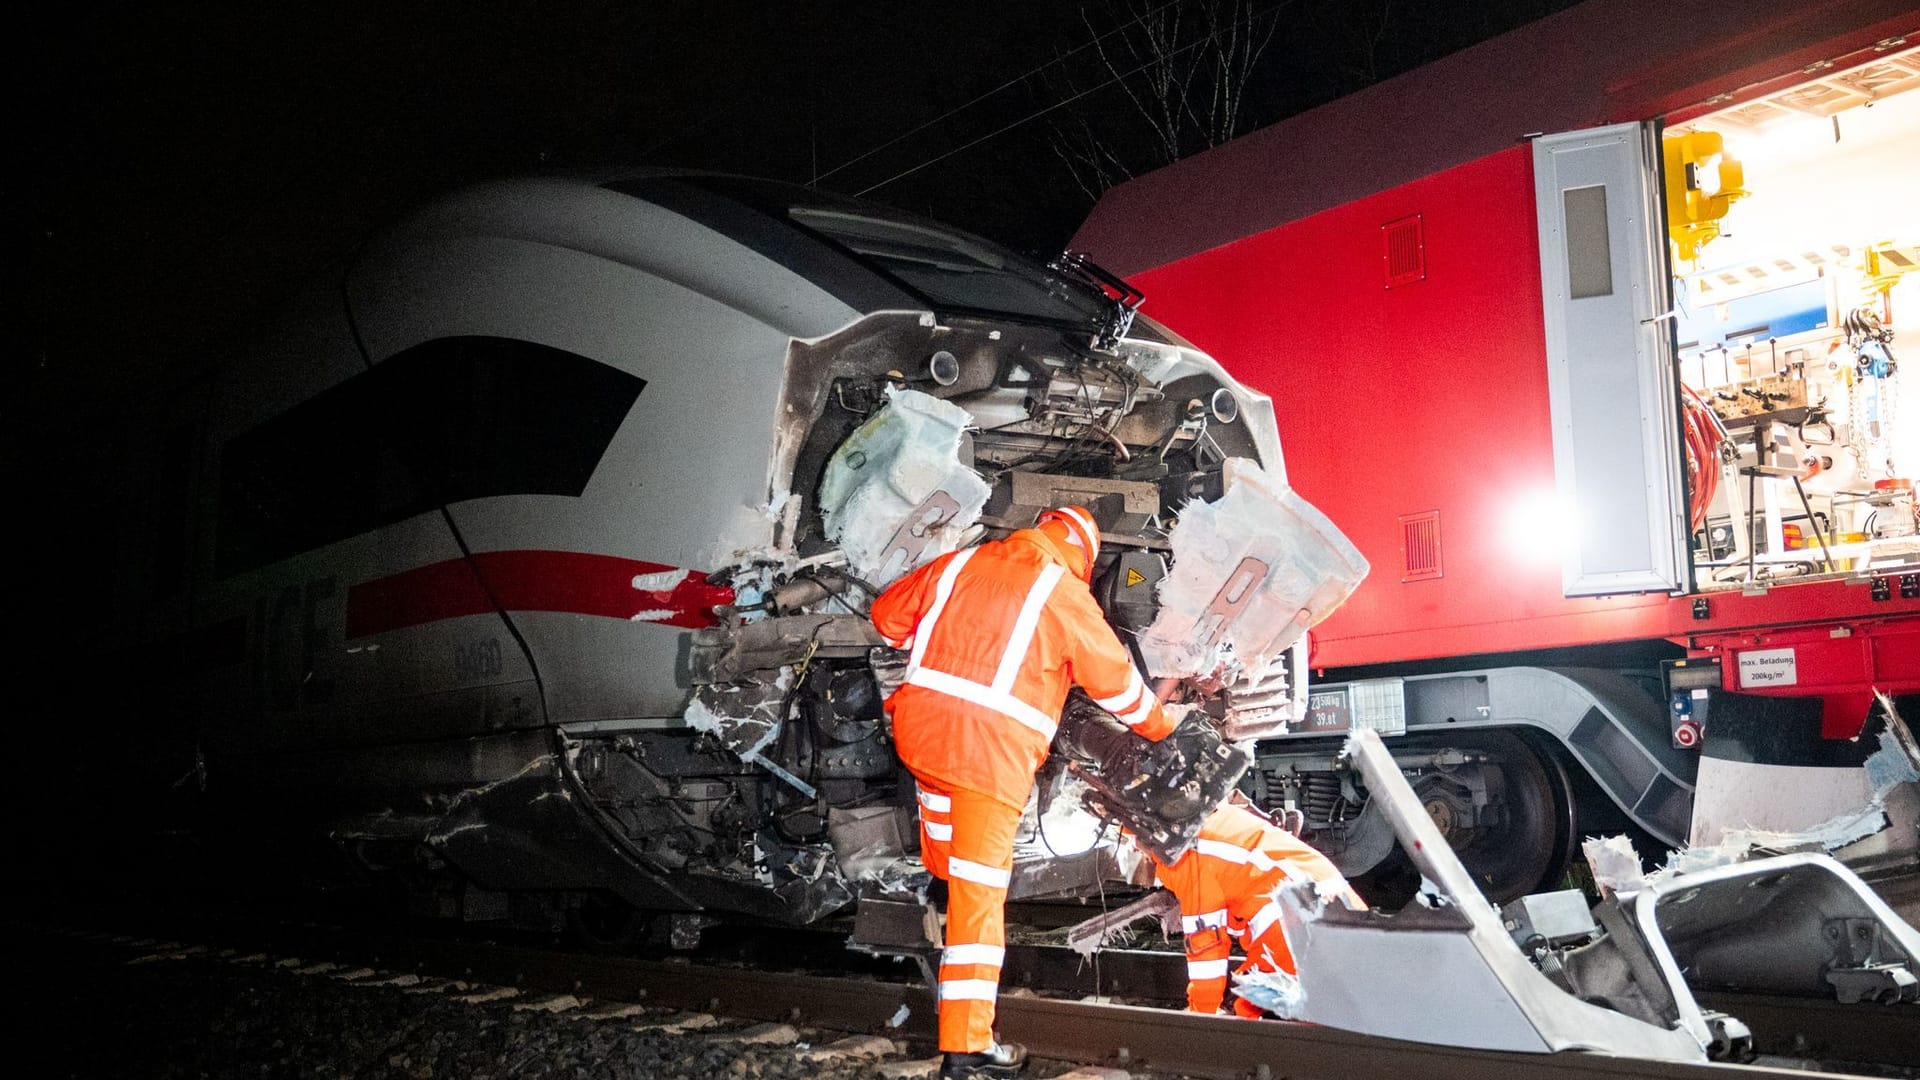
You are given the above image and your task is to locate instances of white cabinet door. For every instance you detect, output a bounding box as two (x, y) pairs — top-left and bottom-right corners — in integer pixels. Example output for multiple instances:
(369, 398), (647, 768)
(1533, 122), (1689, 596)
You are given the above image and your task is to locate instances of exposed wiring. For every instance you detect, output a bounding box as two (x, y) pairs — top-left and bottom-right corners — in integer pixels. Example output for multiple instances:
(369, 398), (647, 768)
(1680, 384), (1734, 534)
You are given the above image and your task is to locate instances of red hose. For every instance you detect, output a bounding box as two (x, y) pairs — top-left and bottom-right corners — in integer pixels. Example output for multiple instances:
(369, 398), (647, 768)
(1680, 386), (1725, 534)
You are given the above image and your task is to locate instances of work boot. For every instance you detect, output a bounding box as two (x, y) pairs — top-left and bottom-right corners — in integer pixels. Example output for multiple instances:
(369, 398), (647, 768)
(939, 1040), (1028, 1078)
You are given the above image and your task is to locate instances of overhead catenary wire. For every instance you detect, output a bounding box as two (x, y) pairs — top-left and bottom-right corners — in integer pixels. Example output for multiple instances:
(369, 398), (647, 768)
(811, 0), (1192, 186)
(854, 0), (1296, 197)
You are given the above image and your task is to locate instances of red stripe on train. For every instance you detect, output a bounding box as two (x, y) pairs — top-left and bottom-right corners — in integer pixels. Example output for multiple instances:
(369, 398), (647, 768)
(344, 550), (734, 639)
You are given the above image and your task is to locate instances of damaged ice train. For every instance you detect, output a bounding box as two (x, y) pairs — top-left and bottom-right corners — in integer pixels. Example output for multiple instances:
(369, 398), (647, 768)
(118, 172), (1365, 934)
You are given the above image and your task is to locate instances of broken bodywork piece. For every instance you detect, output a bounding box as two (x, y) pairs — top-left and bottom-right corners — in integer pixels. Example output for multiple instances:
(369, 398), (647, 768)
(818, 388), (990, 587)
(1619, 853), (1920, 1007)
(1138, 460), (1368, 740)
(1688, 692), (1920, 883)
(1265, 729), (1712, 1060)
(649, 304), (1367, 931)
(1609, 695), (1920, 889)
(1253, 729), (1920, 1060)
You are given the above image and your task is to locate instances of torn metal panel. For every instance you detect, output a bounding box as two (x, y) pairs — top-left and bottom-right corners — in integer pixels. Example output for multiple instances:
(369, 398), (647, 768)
(817, 387), (990, 586)
(1671, 697), (1919, 881)
(1689, 693), (1917, 857)
(1138, 459), (1367, 701)
(1868, 718), (1920, 795)
(684, 675), (814, 797)
(688, 613), (881, 685)
(1874, 690), (1920, 789)
(827, 806), (929, 902)
(1582, 834), (1649, 899)
(1625, 853), (1920, 1006)
(1261, 730), (1709, 1060)
(1690, 755), (1882, 849)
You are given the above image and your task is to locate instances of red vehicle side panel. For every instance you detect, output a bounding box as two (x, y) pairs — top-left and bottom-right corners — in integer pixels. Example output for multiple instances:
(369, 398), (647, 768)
(1131, 146), (1920, 673)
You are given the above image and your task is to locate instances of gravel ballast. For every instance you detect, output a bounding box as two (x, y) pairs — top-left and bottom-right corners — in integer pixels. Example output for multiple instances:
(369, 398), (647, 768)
(20, 929), (1157, 1080)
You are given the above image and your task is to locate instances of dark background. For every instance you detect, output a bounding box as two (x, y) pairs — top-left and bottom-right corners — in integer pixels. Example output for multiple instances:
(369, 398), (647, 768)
(9, 1), (1579, 884)
(17, 0), (1581, 406)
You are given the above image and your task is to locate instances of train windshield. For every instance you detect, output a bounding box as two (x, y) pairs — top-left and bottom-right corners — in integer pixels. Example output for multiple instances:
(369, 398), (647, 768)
(784, 205), (1106, 326)
(620, 173), (1114, 329)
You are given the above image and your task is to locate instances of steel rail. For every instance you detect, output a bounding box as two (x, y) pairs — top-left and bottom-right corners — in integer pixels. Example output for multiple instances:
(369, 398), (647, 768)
(45, 914), (1912, 1079)
(242, 926), (1896, 1080)
(1000, 943), (1920, 1071)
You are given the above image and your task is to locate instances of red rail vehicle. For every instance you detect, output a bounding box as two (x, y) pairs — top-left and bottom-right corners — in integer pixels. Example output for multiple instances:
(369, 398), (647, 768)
(1075, 0), (1920, 904)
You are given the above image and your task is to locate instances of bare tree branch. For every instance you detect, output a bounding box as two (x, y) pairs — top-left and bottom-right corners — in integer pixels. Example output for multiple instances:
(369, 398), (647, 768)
(1045, 0), (1281, 197)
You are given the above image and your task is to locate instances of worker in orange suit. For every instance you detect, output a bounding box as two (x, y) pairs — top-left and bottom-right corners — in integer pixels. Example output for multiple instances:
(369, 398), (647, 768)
(872, 505), (1180, 1080)
(1147, 798), (1366, 1017)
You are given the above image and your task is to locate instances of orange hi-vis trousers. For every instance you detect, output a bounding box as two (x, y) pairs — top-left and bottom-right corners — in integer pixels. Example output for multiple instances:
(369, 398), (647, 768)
(1154, 803), (1366, 1017)
(1181, 888), (1316, 1017)
(914, 779), (1023, 1054)
(1229, 917), (1299, 1019)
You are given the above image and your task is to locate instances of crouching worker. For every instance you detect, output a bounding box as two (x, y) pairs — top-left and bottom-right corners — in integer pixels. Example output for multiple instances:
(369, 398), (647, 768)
(872, 507), (1180, 1079)
(1147, 797), (1365, 1017)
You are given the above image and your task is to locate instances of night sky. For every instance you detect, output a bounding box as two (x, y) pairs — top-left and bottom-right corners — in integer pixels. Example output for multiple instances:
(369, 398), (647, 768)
(12, 0), (1593, 894)
(12, 0), (1576, 745)
(18, 1), (1580, 408)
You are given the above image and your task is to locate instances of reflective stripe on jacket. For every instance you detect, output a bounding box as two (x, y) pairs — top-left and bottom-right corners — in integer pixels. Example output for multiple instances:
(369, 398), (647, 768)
(1151, 803), (1364, 1012)
(872, 527), (1175, 809)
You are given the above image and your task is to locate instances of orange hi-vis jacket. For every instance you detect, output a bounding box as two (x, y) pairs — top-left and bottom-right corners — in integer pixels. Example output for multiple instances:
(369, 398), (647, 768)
(1151, 803), (1364, 1014)
(871, 527), (1177, 810)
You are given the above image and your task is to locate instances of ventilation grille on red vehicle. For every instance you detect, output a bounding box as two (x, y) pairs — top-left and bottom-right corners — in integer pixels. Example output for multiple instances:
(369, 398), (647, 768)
(1400, 510), (1442, 581)
(1382, 214), (1425, 288)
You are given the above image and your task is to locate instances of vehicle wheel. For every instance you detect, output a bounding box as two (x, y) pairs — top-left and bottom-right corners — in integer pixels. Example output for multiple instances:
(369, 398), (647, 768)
(1352, 729), (1575, 908)
(1449, 730), (1576, 904)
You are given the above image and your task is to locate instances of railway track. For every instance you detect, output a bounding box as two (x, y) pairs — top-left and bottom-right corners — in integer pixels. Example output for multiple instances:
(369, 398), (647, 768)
(34, 912), (1918, 1080)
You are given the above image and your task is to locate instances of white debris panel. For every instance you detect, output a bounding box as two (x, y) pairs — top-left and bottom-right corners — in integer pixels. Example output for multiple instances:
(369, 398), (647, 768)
(1581, 834), (1649, 898)
(1631, 695), (1920, 885)
(1138, 459), (1368, 682)
(1234, 966), (1307, 1020)
(1259, 730), (1709, 1060)
(1867, 694), (1920, 794)
(817, 387), (990, 587)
